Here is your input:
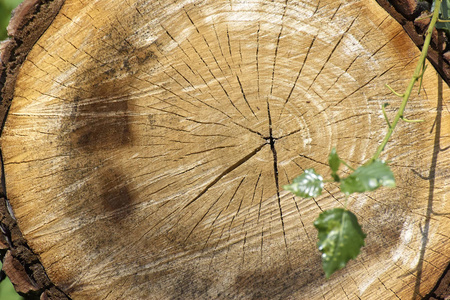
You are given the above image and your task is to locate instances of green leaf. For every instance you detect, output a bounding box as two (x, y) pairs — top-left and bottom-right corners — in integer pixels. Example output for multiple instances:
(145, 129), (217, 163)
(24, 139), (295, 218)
(314, 208), (366, 278)
(436, 0), (450, 36)
(328, 148), (340, 181)
(340, 160), (395, 195)
(283, 168), (323, 198)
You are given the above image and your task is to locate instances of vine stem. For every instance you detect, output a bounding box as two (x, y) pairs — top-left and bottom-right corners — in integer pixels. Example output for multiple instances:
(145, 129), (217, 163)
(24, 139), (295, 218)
(371, 0), (442, 161)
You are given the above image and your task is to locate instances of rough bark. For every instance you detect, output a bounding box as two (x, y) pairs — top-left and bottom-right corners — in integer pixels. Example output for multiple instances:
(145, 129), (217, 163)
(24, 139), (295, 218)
(376, 0), (450, 85)
(0, 0), (449, 299)
(0, 1), (70, 298)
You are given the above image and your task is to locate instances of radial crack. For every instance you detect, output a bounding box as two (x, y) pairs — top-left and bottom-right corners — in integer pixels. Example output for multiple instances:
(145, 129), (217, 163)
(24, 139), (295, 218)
(183, 142), (267, 209)
(236, 75), (257, 118)
(306, 13), (360, 92)
(266, 99), (289, 251)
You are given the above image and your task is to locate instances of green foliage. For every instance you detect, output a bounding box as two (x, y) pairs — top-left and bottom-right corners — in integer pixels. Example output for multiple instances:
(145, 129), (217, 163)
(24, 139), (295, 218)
(283, 169), (323, 198)
(340, 160), (395, 195)
(285, 0), (444, 278)
(0, 0), (24, 40)
(328, 148), (340, 182)
(0, 262), (23, 300)
(286, 150), (395, 199)
(435, 0), (450, 36)
(314, 208), (366, 278)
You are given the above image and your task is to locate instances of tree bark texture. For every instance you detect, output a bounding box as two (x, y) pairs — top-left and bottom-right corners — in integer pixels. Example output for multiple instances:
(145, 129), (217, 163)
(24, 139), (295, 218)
(0, 0), (449, 299)
(376, 0), (450, 85)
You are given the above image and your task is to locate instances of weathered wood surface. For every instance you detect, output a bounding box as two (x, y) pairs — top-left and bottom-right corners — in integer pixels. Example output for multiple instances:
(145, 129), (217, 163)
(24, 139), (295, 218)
(0, 0), (449, 299)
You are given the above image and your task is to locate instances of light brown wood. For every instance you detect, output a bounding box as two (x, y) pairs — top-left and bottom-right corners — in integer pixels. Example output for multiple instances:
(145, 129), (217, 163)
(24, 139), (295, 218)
(1, 0), (449, 299)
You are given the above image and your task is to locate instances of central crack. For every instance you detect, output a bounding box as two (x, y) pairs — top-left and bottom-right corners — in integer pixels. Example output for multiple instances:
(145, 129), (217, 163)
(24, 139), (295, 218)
(265, 101), (288, 250)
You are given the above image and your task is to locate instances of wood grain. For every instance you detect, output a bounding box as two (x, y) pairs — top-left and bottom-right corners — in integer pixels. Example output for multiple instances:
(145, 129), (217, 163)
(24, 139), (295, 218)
(0, 0), (449, 299)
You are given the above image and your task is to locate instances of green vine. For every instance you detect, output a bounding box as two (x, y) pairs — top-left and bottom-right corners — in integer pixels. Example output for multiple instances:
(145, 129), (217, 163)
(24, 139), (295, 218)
(284, 0), (445, 278)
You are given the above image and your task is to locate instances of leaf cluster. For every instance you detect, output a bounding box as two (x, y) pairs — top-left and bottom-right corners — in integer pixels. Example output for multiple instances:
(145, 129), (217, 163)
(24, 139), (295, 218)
(284, 149), (395, 199)
(284, 0), (446, 278)
(283, 149), (395, 277)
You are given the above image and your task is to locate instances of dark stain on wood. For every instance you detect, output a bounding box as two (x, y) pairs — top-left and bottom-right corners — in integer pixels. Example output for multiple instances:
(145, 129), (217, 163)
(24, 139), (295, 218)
(172, 268), (214, 299)
(120, 46), (157, 73)
(98, 168), (132, 216)
(58, 10), (165, 258)
(67, 22), (159, 153)
(69, 94), (132, 152)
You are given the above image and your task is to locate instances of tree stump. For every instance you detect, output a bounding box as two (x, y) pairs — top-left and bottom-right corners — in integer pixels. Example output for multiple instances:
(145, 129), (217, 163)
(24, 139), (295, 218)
(0, 0), (449, 299)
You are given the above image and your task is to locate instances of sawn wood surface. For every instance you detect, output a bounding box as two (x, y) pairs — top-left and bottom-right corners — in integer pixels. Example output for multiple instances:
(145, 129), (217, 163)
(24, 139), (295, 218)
(0, 0), (449, 299)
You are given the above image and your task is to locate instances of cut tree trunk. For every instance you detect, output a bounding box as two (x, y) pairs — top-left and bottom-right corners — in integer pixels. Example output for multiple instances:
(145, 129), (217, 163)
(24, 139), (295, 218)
(0, 0), (449, 299)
